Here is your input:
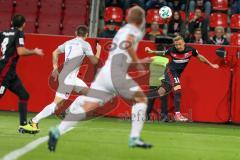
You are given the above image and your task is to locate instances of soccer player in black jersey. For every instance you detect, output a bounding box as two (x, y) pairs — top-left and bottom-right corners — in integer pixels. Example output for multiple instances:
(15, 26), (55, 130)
(0, 15), (44, 133)
(146, 35), (219, 122)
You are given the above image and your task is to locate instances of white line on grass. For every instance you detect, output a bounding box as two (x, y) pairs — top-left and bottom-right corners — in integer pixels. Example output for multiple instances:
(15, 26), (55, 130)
(1, 128), (73, 160)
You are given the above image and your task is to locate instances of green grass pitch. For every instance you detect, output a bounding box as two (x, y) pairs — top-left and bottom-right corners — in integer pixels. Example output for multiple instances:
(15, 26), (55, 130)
(1, 111), (240, 160)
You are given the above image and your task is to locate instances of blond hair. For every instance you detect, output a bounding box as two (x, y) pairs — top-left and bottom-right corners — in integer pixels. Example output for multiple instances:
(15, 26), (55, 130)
(215, 26), (224, 32)
(127, 6), (145, 25)
(173, 35), (184, 42)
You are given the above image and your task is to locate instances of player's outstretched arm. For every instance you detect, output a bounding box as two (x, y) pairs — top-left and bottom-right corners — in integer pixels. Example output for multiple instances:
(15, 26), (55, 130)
(197, 54), (219, 69)
(145, 47), (166, 56)
(17, 47), (44, 56)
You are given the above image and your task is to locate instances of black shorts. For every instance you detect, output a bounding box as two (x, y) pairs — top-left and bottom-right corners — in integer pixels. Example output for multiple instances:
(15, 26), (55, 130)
(161, 67), (183, 92)
(0, 73), (26, 98)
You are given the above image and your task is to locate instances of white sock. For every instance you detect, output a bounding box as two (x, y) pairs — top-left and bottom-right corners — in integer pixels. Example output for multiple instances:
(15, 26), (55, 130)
(130, 103), (147, 138)
(58, 96), (86, 135)
(32, 102), (57, 123)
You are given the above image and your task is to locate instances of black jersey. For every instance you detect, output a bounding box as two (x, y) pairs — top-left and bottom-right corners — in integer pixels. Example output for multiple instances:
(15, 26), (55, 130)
(165, 45), (199, 71)
(0, 28), (24, 76)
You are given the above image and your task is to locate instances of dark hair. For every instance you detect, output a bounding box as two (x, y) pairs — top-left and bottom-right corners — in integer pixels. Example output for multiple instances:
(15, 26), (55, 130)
(12, 14), (26, 28)
(76, 25), (88, 37)
(173, 11), (182, 22)
(194, 28), (202, 33)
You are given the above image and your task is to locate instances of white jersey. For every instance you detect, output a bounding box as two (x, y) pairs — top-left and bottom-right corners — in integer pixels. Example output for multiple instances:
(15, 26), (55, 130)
(55, 37), (92, 99)
(88, 24), (144, 99)
(107, 24), (143, 63)
(58, 37), (94, 62)
(57, 37), (94, 77)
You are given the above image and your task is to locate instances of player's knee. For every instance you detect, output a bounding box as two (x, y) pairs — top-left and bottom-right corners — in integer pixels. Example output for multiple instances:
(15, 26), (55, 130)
(173, 85), (181, 92)
(19, 91), (30, 101)
(158, 87), (166, 97)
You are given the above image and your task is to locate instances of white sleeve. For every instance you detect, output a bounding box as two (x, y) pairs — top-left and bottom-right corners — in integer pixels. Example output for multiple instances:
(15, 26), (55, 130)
(57, 42), (66, 53)
(83, 42), (94, 56)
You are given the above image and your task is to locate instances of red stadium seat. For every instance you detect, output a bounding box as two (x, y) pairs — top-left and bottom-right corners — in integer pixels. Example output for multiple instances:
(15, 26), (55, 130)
(211, 0), (228, 11)
(37, 22), (60, 35)
(62, 17), (83, 35)
(146, 9), (164, 24)
(63, 0), (89, 25)
(15, 0), (38, 11)
(0, 0), (14, 12)
(209, 13), (228, 28)
(104, 7), (123, 23)
(230, 14), (240, 30)
(0, 12), (12, 31)
(39, 0), (62, 15)
(188, 12), (205, 21)
(37, 13), (61, 35)
(15, 0), (38, 33)
(230, 33), (240, 46)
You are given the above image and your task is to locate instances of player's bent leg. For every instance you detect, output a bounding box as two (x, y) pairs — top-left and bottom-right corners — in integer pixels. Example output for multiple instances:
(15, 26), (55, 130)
(8, 78), (38, 134)
(129, 91), (152, 149)
(31, 96), (65, 130)
(48, 96), (87, 152)
(48, 96), (101, 152)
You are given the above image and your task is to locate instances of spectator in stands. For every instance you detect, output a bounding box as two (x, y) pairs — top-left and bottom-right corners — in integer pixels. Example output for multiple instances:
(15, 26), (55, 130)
(167, 11), (185, 38)
(99, 20), (117, 38)
(105, 0), (123, 7)
(186, 28), (211, 44)
(189, 0), (211, 17)
(189, 8), (208, 40)
(210, 26), (229, 45)
(231, 0), (240, 14)
(144, 21), (162, 41)
(123, 0), (145, 10)
(145, 0), (166, 10)
(166, 0), (186, 11)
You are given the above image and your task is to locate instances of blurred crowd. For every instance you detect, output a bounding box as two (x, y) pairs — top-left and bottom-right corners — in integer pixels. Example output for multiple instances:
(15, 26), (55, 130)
(99, 0), (240, 45)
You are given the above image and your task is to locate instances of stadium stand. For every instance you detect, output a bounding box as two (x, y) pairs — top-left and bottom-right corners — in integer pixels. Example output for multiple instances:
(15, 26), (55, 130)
(14, 0), (39, 33)
(209, 12), (228, 28)
(146, 9), (165, 25)
(211, 0), (228, 11)
(188, 11), (205, 22)
(0, 12), (12, 31)
(230, 33), (240, 46)
(0, 0), (239, 46)
(104, 7), (123, 23)
(230, 14), (240, 30)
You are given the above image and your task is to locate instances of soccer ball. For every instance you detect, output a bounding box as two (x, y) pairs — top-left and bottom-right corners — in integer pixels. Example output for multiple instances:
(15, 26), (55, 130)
(159, 6), (172, 19)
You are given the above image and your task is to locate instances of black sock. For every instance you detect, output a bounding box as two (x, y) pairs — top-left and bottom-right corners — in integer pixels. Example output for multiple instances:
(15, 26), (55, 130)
(19, 100), (28, 125)
(174, 91), (181, 112)
(161, 95), (168, 116)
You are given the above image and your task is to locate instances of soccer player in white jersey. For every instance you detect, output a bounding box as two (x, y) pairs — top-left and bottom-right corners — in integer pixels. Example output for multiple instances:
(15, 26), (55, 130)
(48, 6), (153, 151)
(30, 26), (101, 131)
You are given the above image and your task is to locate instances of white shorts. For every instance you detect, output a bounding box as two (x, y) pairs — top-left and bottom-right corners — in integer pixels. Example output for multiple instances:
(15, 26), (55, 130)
(56, 71), (87, 99)
(88, 60), (141, 104)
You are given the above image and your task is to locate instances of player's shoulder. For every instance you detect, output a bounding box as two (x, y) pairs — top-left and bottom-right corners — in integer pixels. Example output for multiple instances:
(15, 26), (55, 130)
(185, 45), (196, 51)
(124, 24), (140, 34)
